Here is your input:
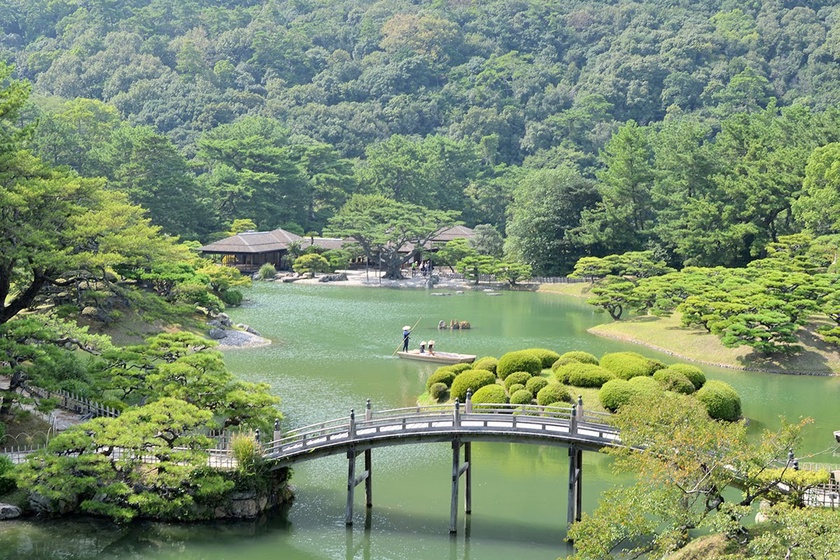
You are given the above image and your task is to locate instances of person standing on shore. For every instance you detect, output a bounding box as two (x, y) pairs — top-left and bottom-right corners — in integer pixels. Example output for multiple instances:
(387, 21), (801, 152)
(402, 326), (411, 351)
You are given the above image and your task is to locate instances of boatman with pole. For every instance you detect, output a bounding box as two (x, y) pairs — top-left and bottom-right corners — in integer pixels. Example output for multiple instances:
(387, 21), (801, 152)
(402, 325), (411, 351)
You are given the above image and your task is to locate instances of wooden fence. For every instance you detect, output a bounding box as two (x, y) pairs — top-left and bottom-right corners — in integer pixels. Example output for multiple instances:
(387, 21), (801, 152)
(25, 385), (121, 420)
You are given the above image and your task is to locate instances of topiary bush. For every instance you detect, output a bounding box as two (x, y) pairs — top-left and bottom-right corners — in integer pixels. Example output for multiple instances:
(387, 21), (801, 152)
(508, 383), (526, 394)
(450, 369), (497, 402)
(526, 376), (549, 395)
(558, 351), (599, 365)
(666, 363), (707, 390)
(598, 379), (643, 412)
(504, 371), (533, 391)
(472, 356), (498, 374)
(536, 383), (572, 406)
(471, 384), (507, 407)
(599, 352), (659, 380)
(257, 263), (277, 280)
(429, 382), (449, 401)
(564, 363), (616, 388)
(497, 351), (543, 380)
(695, 380), (742, 421)
(551, 356), (579, 373)
(220, 289), (243, 307)
(510, 389), (534, 405)
(653, 368), (696, 394)
(450, 363), (474, 374)
(522, 348), (562, 368)
(426, 367), (457, 391)
(628, 375), (661, 392)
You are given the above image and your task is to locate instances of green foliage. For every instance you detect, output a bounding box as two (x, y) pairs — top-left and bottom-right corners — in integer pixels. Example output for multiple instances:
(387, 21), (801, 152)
(599, 352), (659, 380)
(426, 367), (457, 391)
(598, 379), (646, 412)
(449, 363), (474, 374)
(497, 351), (543, 380)
(231, 432), (262, 475)
(450, 369), (496, 402)
(521, 348), (561, 369)
(503, 371), (532, 391)
(525, 376), (549, 396)
(508, 383), (525, 394)
(663, 363), (706, 390)
(220, 289), (243, 307)
(0, 455), (16, 495)
(429, 382), (449, 401)
(293, 253), (332, 276)
(536, 383), (572, 406)
(470, 384), (507, 407)
(509, 389), (533, 405)
(557, 351), (599, 365)
(653, 368), (696, 394)
(563, 363), (616, 388)
(695, 380), (742, 421)
(471, 356), (498, 374)
(257, 264), (277, 280)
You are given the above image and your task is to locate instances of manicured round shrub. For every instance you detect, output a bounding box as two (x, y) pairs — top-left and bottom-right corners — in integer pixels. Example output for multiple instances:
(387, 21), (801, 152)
(599, 352), (658, 380)
(526, 376), (549, 395)
(628, 375), (661, 392)
(429, 382), (449, 401)
(508, 383), (526, 394)
(696, 380), (742, 421)
(551, 356), (578, 373)
(504, 371), (532, 391)
(472, 356), (498, 374)
(653, 368), (696, 394)
(220, 289), (243, 306)
(497, 351), (543, 380)
(666, 363), (707, 390)
(450, 363), (474, 374)
(450, 369), (497, 402)
(426, 367), (457, 391)
(565, 363), (616, 388)
(558, 351), (599, 365)
(523, 348), (562, 369)
(510, 389), (534, 405)
(536, 383), (572, 406)
(598, 379), (643, 412)
(471, 384), (507, 406)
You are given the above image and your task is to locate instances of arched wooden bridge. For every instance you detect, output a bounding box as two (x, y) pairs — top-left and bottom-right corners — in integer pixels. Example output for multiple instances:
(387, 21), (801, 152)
(262, 397), (621, 532)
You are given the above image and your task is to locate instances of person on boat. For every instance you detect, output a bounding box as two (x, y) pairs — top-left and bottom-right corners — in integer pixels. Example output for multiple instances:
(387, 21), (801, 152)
(402, 326), (411, 351)
(428, 340), (435, 355)
(419, 340), (427, 354)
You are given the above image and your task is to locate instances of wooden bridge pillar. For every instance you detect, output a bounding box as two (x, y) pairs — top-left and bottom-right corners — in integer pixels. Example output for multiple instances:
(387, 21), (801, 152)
(345, 409), (373, 526)
(450, 438), (472, 533)
(567, 445), (583, 525)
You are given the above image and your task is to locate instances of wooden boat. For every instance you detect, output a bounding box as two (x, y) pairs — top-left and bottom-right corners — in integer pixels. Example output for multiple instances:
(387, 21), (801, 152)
(397, 349), (476, 364)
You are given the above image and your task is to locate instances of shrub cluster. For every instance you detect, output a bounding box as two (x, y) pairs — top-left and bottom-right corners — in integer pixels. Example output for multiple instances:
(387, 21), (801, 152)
(450, 363), (474, 374)
(665, 363), (706, 389)
(598, 377), (662, 412)
(508, 383), (526, 394)
(504, 371), (532, 390)
(429, 382), (449, 401)
(599, 352), (661, 380)
(0, 455), (16, 495)
(564, 363), (616, 388)
(695, 380), (741, 421)
(426, 367), (458, 391)
(471, 384), (507, 406)
(558, 351), (599, 365)
(526, 376), (549, 395)
(510, 389), (534, 405)
(536, 383), (572, 406)
(497, 351), (543, 380)
(472, 356), (498, 374)
(653, 368), (696, 394)
(522, 348), (561, 368)
(450, 369), (497, 402)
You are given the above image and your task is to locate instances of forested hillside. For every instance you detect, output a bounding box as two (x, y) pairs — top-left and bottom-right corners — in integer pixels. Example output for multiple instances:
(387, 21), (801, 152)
(4, 0), (840, 274)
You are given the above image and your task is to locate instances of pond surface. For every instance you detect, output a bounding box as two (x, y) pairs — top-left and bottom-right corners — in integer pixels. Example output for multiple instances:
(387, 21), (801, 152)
(2, 282), (839, 560)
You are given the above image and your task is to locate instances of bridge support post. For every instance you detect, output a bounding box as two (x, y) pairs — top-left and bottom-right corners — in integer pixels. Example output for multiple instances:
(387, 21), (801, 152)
(345, 447), (373, 525)
(567, 445), (583, 525)
(450, 439), (471, 533)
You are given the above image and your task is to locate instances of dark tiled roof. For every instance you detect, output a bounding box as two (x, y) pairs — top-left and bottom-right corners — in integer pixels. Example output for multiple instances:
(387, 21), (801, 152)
(433, 225), (475, 241)
(199, 229), (303, 254)
(300, 237), (349, 251)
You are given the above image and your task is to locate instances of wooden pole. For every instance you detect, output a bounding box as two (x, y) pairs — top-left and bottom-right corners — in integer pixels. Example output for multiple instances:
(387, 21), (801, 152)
(346, 447), (356, 526)
(450, 439), (460, 533)
(465, 442), (472, 515)
(391, 317), (423, 356)
(567, 445), (583, 525)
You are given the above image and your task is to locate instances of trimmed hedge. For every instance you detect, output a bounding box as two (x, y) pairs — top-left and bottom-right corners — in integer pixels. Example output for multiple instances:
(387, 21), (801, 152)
(536, 383), (572, 406)
(696, 380), (741, 421)
(551, 356), (578, 372)
(426, 367), (457, 391)
(504, 371), (533, 391)
(522, 348), (562, 368)
(450, 369), (497, 402)
(472, 356), (498, 374)
(653, 368), (696, 394)
(497, 351), (543, 380)
(471, 384), (507, 406)
(564, 363), (616, 388)
(665, 363), (707, 390)
(510, 389), (534, 405)
(628, 376), (661, 391)
(429, 382), (449, 401)
(525, 376), (549, 395)
(558, 351), (599, 365)
(599, 352), (659, 380)
(508, 383), (526, 394)
(598, 379), (643, 412)
(450, 363), (474, 374)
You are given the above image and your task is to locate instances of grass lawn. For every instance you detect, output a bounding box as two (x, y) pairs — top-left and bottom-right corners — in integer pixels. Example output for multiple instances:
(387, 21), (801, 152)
(589, 313), (840, 375)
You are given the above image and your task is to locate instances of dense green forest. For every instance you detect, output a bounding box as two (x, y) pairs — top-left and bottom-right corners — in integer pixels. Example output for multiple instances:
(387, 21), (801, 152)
(5, 0), (840, 275)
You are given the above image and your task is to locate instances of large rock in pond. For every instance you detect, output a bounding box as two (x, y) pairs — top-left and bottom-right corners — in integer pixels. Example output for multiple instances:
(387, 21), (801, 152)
(0, 503), (22, 520)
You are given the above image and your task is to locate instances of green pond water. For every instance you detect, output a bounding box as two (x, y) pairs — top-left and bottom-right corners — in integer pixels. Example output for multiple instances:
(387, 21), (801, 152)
(2, 283), (839, 560)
